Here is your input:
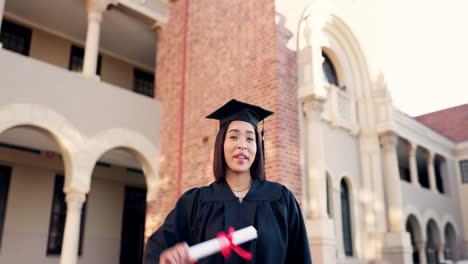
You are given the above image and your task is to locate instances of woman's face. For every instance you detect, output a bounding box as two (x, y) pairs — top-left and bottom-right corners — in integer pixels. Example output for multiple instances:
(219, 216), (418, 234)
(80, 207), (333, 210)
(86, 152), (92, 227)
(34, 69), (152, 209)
(223, 120), (257, 175)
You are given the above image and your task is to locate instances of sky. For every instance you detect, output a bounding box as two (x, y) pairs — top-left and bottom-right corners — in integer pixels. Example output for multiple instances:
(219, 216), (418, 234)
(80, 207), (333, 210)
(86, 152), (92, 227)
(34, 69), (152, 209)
(383, 0), (468, 117)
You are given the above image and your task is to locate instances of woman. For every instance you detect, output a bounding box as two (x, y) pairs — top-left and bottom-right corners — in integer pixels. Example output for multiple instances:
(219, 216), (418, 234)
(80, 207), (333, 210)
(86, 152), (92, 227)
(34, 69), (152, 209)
(144, 99), (312, 264)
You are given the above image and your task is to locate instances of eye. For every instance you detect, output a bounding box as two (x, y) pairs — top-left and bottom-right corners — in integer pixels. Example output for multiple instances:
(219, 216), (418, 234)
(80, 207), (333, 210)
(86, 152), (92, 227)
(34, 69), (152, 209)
(229, 136), (238, 140)
(247, 137), (255, 142)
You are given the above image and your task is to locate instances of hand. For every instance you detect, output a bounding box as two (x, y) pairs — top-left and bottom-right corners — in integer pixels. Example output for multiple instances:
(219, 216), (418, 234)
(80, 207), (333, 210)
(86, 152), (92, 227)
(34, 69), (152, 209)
(160, 242), (197, 264)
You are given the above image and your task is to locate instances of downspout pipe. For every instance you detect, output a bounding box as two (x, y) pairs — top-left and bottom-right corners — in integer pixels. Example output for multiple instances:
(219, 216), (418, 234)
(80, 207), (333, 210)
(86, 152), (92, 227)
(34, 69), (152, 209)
(177, 0), (189, 197)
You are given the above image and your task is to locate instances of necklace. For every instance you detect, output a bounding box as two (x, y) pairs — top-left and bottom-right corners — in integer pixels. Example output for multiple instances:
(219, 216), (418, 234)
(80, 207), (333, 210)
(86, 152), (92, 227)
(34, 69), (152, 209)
(230, 184), (251, 203)
(231, 186), (250, 193)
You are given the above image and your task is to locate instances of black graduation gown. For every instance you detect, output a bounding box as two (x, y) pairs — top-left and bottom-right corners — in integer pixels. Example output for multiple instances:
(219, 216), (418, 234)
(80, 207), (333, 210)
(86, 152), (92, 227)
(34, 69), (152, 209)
(144, 179), (312, 264)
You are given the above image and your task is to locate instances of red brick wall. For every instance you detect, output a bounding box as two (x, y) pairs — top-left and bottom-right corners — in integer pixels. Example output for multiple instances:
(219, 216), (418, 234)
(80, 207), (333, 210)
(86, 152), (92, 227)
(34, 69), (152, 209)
(145, 0), (302, 238)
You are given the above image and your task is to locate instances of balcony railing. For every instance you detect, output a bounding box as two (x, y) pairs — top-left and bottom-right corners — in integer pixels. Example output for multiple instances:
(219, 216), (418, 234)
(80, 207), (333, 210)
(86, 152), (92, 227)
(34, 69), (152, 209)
(0, 48), (161, 147)
(322, 83), (359, 135)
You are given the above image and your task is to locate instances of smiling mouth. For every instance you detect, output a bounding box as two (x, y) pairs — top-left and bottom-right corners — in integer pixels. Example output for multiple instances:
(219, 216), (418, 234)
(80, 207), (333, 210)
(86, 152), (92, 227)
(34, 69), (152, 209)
(233, 155), (249, 160)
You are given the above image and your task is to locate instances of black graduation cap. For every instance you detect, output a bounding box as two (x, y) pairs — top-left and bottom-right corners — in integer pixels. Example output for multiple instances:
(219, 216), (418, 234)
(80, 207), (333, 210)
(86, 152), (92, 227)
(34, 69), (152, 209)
(205, 99), (273, 129)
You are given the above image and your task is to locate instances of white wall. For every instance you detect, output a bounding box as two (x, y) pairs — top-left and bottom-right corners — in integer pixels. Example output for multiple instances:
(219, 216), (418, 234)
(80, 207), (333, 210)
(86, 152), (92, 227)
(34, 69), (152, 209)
(321, 123), (363, 259)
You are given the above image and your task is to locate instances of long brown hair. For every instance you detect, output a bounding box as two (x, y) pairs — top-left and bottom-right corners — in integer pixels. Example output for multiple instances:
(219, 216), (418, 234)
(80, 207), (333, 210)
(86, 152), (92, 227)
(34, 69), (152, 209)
(213, 122), (265, 182)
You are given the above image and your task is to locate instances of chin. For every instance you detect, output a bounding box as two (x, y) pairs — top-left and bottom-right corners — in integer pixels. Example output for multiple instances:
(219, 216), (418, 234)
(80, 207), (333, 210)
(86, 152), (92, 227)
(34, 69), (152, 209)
(228, 166), (251, 174)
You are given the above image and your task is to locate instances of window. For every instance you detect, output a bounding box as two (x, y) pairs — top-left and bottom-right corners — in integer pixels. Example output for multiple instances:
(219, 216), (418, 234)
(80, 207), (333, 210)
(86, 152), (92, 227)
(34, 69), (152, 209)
(46, 175), (86, 256)
(322, 52), (339, 87)
(68, 45), (101, 75)
(0, 19), (32, 56)
(0, 166), (12, 250)
(460, 160), (468, 183)
(340, 179), (353, 257)
(133, 69), (154, 97)
(326, 174), (332, 218)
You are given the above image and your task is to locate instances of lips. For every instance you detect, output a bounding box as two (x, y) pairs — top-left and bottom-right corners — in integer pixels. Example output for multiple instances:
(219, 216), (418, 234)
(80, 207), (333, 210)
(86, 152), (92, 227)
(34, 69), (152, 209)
(233, 153), (249, 160)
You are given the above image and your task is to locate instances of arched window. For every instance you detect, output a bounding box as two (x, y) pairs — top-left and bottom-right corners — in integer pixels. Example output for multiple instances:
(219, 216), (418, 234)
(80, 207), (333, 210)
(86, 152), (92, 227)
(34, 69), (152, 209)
(322, 52), (339, 87)
(326, 173), (332, 217)
(340, 179), (353, 256)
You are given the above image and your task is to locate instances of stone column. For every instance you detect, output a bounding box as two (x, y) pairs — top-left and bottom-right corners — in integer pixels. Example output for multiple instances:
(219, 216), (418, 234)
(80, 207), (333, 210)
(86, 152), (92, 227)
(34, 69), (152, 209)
(416, 240), (427, 264)
(302, 97), (336, 264)
(437, 242), (445, 263)
(408, 142), (419, 186)
(60, 191), (86, 264)
(426, 151), (437, 192)
(380, 132), (412, 263)
(83, 0), (115, 78)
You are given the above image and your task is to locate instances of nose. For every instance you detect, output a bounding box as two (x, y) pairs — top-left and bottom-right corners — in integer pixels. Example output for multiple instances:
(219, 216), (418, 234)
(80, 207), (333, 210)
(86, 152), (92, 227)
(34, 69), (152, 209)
(237, 139), (247, 150)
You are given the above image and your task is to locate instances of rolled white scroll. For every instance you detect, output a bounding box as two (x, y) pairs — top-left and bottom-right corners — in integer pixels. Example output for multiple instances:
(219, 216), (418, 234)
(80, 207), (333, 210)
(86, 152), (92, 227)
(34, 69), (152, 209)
(188, 226), (257, 260)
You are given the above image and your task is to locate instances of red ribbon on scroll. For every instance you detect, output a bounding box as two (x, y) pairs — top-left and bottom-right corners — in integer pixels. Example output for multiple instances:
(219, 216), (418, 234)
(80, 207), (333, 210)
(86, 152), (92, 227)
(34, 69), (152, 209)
(216, 227), (253, 260)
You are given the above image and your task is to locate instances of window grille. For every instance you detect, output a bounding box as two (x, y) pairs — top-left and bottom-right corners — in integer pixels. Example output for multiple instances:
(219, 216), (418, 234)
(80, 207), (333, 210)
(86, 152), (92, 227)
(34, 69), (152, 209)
(0, 19), (32, 56)
(460, 160), (468, 183)
(133, 69), (154, 98)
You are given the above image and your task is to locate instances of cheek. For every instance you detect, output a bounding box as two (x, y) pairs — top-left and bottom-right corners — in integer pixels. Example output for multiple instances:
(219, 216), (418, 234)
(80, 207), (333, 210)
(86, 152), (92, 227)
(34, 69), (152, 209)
(250, 144), (257, 156)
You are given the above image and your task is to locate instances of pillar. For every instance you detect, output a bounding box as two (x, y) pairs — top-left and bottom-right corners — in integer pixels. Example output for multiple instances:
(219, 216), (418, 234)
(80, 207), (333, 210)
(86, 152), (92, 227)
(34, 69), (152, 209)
(60, 191), (86, 264)
(438, 242), (445, 263)
(427, 151), (437, 192)
(408, 142), (419, 186)
(416, 240), (427, 264)
(83, 0), (115, 78)
(380, 132), (412, 263)
(302, 97), (336, 264)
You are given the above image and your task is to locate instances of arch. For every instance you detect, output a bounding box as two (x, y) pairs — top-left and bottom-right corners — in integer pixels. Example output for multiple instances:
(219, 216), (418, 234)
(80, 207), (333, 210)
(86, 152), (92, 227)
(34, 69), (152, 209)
(321, 15), (372, 101)
(86, 128), (160, 201)
(404, 205), (424, 240)
(297, 11), (373, 134)
(0, 104), (160, 200)
(426, 219), (441, 263)
(406, 214), (423, 242)
(297, 9), (373, 98)
(0, 103), (82, 187)
(406, 214), (423, 263)
(422, 209), (442, 234)
(441, 214), (459, 235)
(443, 222), (457, 261)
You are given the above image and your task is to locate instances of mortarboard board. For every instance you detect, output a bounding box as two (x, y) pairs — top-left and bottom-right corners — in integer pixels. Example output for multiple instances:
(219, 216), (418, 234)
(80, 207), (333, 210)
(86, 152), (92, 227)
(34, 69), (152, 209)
(205, 99), (273, 129)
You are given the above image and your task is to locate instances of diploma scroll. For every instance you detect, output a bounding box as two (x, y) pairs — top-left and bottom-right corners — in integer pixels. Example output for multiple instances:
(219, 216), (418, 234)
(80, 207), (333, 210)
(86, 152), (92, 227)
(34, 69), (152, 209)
(188, 226), (257, 260)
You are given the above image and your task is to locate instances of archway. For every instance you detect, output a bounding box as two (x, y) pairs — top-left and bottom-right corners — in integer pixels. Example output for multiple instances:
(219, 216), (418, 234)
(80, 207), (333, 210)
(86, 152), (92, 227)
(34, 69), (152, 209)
(82, 128), (158, 264)
(444, 223), (456, 261)
(426, 219), (441, 264)
(0, 125), (71, 263)
(86, 147), (149, 264)
(406, 215), (423, 263)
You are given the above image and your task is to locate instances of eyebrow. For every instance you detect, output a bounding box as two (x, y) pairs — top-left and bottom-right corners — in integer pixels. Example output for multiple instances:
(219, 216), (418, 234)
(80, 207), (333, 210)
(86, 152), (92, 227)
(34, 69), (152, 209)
(227, 129), (255, 134)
